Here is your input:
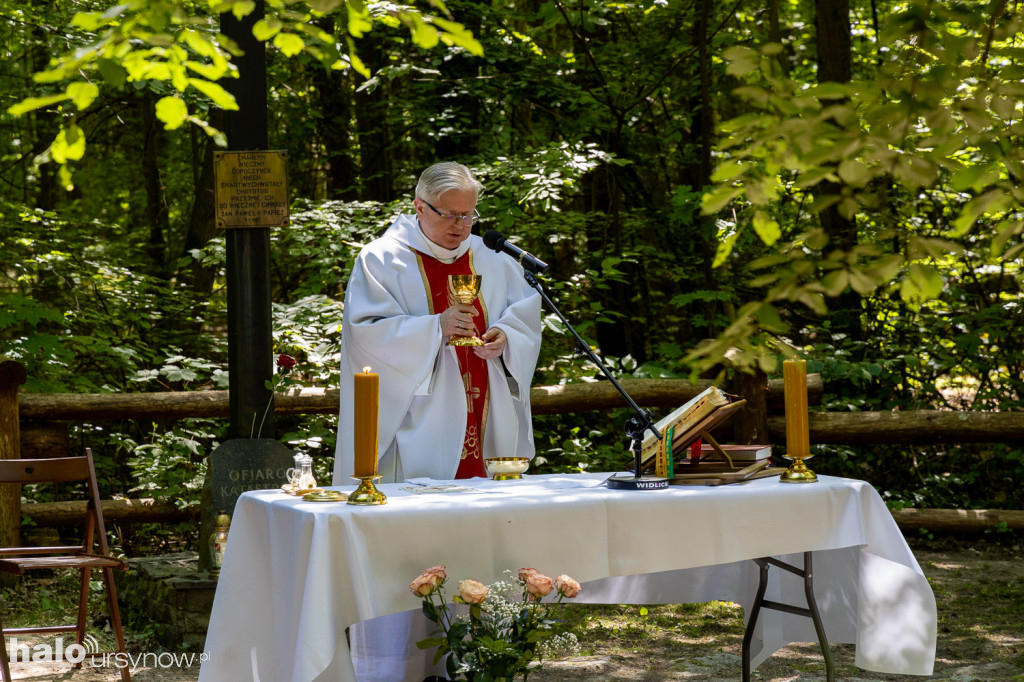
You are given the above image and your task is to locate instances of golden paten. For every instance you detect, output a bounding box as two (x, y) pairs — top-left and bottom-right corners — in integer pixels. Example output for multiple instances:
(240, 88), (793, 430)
(302, 490), (348, 502)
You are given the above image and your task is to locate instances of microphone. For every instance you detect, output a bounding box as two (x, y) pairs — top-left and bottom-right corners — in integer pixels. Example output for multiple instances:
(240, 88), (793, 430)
(482, 230), (549, 274)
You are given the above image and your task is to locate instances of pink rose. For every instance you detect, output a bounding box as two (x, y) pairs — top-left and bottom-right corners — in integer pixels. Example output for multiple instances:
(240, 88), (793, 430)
(518, 567), (540, 581)
(458, 579), (488, 604)
(554, 574), (581, 599)
(523, 571), (554, 600)
(410, 565), (446, 597)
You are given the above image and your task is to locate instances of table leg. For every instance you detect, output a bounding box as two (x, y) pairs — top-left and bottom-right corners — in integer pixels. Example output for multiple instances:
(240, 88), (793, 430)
(741, 551), (834, 682)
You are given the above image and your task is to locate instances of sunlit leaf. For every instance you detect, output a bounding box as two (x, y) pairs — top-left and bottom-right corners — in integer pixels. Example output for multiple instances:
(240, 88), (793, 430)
(7, 93), (68, 117)
(50, 125), (86, 164)
(232, 1), (256, 21)
(752, 210), (780, 246)
(252, 18), (282, 41)
(712, 224), (741, 268)
(307, 0), (345, 11)
(347, 0), (373, 38)
(409, 14), (439, 50)
(722, 46), (759, 76)
(57, 164), (74, 191)
(711, 160), (747, 183)
(155, 96), (189, 129)
(185, 60), (227, 81)
(65, 82), (100, 110)
(71, 12), (106, 31)
(273, 32), (306, 57)
(346, 37), (369, 78)
(701, 185), (742, 214)
(187, 78), (239, 110)
(433, 18), (484, 56)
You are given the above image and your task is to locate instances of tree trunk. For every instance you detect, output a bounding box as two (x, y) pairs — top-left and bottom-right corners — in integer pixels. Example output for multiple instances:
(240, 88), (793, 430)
(354, 34), (393, 202)
(183, 112), (220, 296)
(141, 92), (170, 277)
(433, 3), (482, 160)
(0, 360), (27, 549)
(732, 368), (769, 444)
(815, 0), (862, 342)
(312, 17), (357, 200)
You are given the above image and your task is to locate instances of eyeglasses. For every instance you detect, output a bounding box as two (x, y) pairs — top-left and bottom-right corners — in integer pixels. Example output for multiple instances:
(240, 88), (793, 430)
(422, 199), (479, 226)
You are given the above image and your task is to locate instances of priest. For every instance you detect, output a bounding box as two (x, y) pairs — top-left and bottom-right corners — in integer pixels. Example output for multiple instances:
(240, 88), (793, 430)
(332, 162), (543, 681)
(333, 161), (542, 484)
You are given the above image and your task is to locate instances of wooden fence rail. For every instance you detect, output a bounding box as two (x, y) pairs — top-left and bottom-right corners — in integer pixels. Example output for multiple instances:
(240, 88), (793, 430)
(17, 374), (1024, 444)
(5, 361), (1024, 534)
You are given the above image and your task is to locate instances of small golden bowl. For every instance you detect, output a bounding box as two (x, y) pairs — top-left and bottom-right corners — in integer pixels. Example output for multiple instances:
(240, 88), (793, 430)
(484, 457), (530, 480)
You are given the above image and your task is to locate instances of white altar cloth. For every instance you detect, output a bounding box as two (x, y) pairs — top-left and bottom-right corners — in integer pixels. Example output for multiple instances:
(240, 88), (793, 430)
(199, 473), (935, 681)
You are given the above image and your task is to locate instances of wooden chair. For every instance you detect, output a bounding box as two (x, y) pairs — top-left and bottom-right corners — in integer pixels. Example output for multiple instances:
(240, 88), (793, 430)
(0, 448), (131, 682)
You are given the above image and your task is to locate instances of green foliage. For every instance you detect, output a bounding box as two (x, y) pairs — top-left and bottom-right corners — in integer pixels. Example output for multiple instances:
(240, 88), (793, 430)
(123, 423), (216, 509)
(701, 0), (1024, 371)
(3, 0), (1024, 516)
(4, 0), (484, 185)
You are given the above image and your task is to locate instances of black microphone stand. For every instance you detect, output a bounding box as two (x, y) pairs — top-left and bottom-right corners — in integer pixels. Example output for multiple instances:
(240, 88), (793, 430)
(524, 271), (669, 490)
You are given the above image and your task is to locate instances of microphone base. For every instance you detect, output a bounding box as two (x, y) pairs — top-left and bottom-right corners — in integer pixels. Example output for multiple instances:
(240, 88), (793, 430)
(606, 474), (670, 491)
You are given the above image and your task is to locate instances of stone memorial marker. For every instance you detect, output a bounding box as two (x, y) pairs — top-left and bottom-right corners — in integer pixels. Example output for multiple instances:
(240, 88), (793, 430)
(199, 438), (295, 571)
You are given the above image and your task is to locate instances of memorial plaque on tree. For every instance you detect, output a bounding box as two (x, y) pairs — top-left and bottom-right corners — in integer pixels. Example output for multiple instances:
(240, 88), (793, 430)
(214, 150), (289, 229)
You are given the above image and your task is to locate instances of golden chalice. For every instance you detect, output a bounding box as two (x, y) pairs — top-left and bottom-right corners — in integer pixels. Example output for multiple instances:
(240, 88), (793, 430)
(448, 274), (484, 346)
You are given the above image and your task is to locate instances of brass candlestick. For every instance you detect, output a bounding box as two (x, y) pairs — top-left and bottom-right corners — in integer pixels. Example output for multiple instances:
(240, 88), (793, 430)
(780, 454), (818, 483)
(348, 475), (387, 505)
(448, 274), (485, 346)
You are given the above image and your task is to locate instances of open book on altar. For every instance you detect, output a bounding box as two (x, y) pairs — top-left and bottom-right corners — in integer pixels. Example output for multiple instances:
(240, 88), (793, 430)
(639, 386), (747, 475)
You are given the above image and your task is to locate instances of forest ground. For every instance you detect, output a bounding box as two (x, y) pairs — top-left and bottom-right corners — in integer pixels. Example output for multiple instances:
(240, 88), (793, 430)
(3, 534), (1021, 681)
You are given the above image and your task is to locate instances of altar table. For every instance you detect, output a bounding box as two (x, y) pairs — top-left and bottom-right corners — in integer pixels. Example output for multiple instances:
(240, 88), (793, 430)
(199, 473), (936, 681)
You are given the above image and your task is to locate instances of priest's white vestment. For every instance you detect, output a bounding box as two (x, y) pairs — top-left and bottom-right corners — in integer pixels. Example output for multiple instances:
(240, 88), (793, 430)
(332, 214), (542, 484)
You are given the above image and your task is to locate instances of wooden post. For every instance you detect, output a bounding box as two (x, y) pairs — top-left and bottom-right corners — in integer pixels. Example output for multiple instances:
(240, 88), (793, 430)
(0, 358), (27, 548)
(221, 1), (274, 439)
(732, 367), (769, 445)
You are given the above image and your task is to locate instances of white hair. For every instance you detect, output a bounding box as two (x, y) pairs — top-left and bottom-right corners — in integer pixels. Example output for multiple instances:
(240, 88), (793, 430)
(415, 162), (483, 202)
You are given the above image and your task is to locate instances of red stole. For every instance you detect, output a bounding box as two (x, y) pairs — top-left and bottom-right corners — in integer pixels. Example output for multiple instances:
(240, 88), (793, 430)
(415, 249), (489, 479)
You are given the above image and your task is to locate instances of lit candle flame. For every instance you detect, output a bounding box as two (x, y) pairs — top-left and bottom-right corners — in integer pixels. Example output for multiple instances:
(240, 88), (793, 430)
(363, 366), (372, 373)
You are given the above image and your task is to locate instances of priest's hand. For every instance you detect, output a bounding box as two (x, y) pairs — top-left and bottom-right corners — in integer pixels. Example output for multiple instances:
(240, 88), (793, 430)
(474, 328), (507, 359)
(440, 304), (478, 340)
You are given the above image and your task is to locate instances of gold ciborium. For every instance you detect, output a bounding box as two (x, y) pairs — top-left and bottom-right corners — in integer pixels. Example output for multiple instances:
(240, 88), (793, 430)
(780, 454), (818, 483)
(448, 274), (484, 346)
(485, 457), (530, 480)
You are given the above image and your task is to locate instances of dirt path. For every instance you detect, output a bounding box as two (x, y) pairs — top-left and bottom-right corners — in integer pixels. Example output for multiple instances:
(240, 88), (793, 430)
(5, 536), (1021, 681)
